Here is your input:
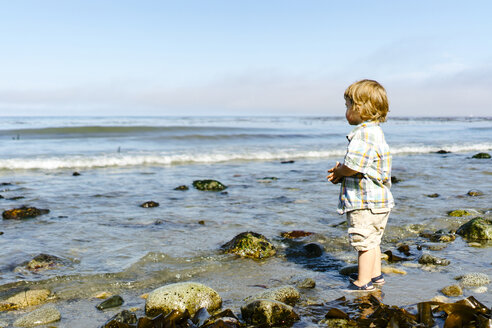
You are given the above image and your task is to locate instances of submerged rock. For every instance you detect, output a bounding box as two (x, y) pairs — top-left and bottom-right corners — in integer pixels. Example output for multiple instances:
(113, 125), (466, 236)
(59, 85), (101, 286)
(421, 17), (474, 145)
(441, 284), (463, 297)
(456, 217), (492, 240)
(418, 254), (450, 266)
(13, 304), (61, 327)
(281, 230), (314, 239)
(472, 152), (491, 159)
(2, 206), (50, 220)
(174, 185), (189, 191)
(221, 231), (276, 259)
(245, 286), (301, 306)
(0, 289), (51, 311)
(296, 278), (316, 289)
(192, 180), (227, 191)
(140, 201), (159, 208)
(21, 253), (66, 272)
(241, 299), (299, 327)
(145, 282), (222, 317)
(96, 295), (124, 310)
(456, 272), (490, 288)
(448, 209), (473, 217)
(467, 189), (483, 196)
(426, 193), (440, 198)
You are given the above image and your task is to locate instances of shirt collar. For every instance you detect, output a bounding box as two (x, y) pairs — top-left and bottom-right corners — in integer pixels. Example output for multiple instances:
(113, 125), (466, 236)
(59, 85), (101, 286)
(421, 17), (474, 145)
(346, 121), (379, 141)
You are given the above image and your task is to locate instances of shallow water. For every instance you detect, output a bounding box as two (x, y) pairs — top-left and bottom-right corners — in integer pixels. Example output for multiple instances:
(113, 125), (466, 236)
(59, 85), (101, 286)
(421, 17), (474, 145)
(0, 116), (491, 327)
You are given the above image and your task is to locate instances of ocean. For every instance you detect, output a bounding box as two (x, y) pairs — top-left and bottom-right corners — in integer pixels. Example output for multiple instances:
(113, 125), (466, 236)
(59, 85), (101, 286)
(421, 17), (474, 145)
(0, 116), (491, 326)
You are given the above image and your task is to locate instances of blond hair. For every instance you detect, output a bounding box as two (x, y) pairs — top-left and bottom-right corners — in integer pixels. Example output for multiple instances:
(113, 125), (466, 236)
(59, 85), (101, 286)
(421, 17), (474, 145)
(344, 79), (389, 122)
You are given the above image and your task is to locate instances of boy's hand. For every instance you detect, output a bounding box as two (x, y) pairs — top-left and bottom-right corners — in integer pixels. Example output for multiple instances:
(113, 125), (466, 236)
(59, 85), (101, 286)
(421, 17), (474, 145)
(327, 161), (342, 184)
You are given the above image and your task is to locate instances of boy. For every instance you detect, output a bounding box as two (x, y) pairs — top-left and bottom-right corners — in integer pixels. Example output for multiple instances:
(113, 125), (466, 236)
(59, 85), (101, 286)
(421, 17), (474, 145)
(327, 79), (394, 291)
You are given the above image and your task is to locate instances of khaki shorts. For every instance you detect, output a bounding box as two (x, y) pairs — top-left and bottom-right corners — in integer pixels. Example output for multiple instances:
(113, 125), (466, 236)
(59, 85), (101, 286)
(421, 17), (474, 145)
(346, 209), (390, 251)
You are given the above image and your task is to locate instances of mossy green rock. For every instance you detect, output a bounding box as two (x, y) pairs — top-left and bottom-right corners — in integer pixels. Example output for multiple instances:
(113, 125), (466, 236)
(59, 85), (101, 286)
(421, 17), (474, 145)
(447, 209), (472, 217)
(245, 286), (300, 306)
(221, 232), (276, 259)
(241, 299), (299, 326)
(13, 305), (61, 327)
(145, 282), (222, 317)
(472, 152), (491, 159)
(441, 284), (463, 297)
(192, 180), (227, 191)
(456, 217), (492, 240)
(96, 295), (124, 310)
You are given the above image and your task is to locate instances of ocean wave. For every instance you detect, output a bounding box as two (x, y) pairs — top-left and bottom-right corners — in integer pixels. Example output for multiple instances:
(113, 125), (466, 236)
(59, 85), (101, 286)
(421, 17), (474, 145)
(0, 143), (491, 170)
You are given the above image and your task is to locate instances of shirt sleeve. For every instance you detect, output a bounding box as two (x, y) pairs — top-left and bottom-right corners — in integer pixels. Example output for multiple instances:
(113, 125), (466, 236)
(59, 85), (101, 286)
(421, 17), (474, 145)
(344, 135), (376, 174)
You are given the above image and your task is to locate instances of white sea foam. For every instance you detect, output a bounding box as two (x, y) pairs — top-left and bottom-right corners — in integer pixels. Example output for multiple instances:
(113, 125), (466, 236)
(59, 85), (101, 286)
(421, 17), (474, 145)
(0, 142), (491, 170)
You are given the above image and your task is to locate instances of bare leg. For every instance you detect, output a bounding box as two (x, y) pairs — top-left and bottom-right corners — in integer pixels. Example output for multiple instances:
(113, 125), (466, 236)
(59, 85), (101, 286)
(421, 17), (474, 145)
(372, 246), (381, 277)
(354, 248), (376, 286)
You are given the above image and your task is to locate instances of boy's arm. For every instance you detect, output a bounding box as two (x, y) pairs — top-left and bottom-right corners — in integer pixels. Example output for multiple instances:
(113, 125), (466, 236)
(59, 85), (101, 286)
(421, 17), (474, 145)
(327, 162), (359, 184)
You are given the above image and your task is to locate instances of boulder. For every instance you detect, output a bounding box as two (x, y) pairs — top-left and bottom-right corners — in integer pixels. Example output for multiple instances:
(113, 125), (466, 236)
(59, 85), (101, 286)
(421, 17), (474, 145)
(221, 232), (276, 259)
(472, 152), (491, 159)
(467, 189), (483, 196)
(245, 286), (300, 306)
(241, 299), (299, 327)
(0, 289), (51, 311)
(2, 206), (49, 220)
(192, 180), (227, 191)
(145, 282), (222, 317)
(456, 217), (492, 240)
(13, 305), (61, 327)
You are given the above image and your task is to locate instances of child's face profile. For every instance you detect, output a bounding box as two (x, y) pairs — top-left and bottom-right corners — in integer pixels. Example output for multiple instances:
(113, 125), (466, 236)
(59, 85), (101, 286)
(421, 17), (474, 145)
(345, 98), (362, 125)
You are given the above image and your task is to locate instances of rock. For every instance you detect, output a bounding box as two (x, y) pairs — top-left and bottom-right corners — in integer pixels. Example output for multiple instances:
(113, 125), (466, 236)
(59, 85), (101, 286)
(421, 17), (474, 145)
(397, 244), (411, 256)
(245, 286), (300, 306)
(296, 278), (316, 289)
(241, 299), (299, 326)
(145, 282), (222, 317)
(426, 244), (448, 251)
(140, 201), (159, 208)
(441, 284), (463, 297)
(456, 272), (490, 288)
(93, 291), (112, 299)
(339, 265), (358, 276)
(0, 289), (51, 311)
(447, 209), (472, 217)
(174, 185), (189, 191)
(72, 171), (81, 176)
(221, 232), (276, 259)
(13, 305), (61, 327)
(102, 310), (137, 327)
(96, 295), (124, 310)
(280, 230), (314, 239)
(467, 189), (483, 196)
(281, 160), (295, 164)
(426, 193), (440, 198)
(418, 254), (450, 266)
(381, 266), (407, 275)
(303, 243), (324, 257)
(436, 150), (451, 154)
(2, 206), (50, 220)
(22, 253), (66, 272)
(431, 295), (449, 303)
(472, 152), (491, 159)
(192, 180), (227, 191)
(456, 217), (492, 240)
(391, 176), (401, 184)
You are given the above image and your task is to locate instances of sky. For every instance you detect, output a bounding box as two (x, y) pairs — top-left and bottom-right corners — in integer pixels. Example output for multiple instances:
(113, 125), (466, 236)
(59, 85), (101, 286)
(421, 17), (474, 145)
(0, 1), (491, 117)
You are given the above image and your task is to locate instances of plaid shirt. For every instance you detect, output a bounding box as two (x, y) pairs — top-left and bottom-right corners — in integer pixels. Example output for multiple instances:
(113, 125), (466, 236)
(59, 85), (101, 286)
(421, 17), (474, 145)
(338, 121), (394, 214)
